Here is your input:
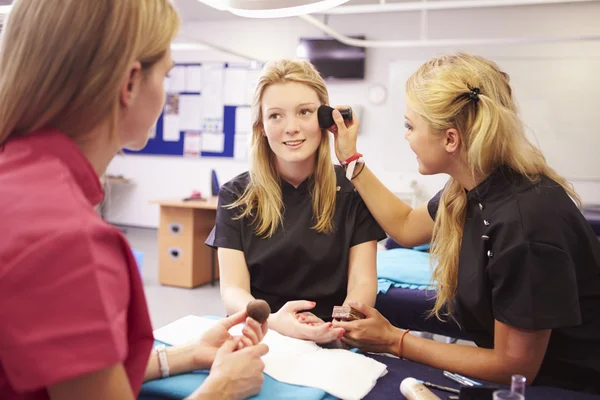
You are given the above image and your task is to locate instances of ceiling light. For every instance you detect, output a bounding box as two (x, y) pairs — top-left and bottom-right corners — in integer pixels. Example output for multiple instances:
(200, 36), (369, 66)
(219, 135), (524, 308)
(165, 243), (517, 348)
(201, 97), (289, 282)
(197, 0), (350, 18)
(0, 5), (12, 14)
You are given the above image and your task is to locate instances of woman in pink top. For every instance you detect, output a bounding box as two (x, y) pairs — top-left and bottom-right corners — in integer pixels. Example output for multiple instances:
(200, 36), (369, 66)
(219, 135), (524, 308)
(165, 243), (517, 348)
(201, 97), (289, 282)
(0, 1), (267, 400)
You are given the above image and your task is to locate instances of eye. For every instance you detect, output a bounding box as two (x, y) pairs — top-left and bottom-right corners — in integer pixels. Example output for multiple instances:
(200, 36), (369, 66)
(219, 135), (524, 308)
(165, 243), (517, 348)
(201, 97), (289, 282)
(268, 113), (281, 120)
(299, 108), (313, 116)
(404, 121), (413, 130)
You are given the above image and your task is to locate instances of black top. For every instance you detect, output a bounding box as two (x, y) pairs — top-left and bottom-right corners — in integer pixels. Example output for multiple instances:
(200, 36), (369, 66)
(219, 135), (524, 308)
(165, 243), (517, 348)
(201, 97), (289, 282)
(206, 166), (387, 321)
(428, 166), (600, 393)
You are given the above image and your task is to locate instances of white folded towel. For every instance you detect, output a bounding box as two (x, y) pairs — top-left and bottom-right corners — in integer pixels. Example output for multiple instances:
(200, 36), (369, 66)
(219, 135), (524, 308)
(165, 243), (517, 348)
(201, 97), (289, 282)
(153, 315), (388, 400)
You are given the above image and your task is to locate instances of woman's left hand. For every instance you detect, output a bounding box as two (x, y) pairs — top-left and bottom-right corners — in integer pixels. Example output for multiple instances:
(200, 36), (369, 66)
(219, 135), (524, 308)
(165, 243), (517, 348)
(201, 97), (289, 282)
(192, 310), (268, 368)
(331, 302), (399, 355)
(295, 312), (345, 348)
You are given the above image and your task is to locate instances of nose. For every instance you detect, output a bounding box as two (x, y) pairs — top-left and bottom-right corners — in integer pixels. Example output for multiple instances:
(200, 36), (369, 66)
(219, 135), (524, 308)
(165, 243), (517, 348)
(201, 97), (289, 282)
(404, 129), (410, 140)
(285, 116), (300, 136)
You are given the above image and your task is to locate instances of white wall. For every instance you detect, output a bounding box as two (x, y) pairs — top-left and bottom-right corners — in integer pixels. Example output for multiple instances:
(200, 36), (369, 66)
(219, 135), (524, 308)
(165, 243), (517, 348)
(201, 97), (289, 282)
(105, 2), (600, 228)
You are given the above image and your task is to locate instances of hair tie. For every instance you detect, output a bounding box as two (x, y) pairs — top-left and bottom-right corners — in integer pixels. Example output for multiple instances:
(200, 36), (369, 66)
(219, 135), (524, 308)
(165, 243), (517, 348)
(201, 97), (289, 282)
(468, 87), (480, 103)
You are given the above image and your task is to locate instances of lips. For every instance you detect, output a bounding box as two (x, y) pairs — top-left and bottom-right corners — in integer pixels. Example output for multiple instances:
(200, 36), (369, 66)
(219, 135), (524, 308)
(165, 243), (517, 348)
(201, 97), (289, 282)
(283, 139), (306, 147)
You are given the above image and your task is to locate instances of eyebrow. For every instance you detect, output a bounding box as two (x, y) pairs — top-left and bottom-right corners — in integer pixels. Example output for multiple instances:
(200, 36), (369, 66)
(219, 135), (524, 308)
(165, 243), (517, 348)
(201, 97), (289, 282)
(404, 115), (413, 122)
(265, 103), (318, 113)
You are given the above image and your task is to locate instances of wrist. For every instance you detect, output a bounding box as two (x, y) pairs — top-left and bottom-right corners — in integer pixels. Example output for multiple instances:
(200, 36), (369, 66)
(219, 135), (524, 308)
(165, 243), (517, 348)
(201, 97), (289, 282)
(191, 376), (232, 400)
(187, 343), (214, 370)
(386, 328), (404, 355)
(267, 312), (281, 333)
(339, 151), (361, 165)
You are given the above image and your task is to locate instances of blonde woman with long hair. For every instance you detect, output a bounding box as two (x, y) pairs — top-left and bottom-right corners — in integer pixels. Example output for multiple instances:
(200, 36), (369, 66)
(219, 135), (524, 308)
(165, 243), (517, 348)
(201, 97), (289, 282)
(0, 1), (268, 399)
(329, 53), (600, 393)
(206, 59), (386, 344)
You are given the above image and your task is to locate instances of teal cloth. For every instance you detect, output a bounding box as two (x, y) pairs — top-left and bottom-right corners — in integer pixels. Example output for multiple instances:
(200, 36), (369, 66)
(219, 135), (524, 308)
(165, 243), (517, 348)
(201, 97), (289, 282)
(139, 349), (336, 400)
(139, 316), (339, 400)
(376, 248), (435, 293)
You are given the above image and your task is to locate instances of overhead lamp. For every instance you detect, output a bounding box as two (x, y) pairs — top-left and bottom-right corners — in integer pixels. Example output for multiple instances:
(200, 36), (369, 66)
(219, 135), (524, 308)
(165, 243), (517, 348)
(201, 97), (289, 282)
(0, 5), (12, 15)
(197, 0), (350, 18)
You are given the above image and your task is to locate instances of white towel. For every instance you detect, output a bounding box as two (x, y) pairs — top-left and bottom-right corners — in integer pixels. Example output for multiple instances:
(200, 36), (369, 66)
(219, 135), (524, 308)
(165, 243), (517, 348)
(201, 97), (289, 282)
(153, 315), (388, 400)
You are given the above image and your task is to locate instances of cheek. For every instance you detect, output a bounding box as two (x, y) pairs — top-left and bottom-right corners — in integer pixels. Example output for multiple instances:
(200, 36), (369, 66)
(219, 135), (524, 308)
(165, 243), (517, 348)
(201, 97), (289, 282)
(302, 118), (321, 138)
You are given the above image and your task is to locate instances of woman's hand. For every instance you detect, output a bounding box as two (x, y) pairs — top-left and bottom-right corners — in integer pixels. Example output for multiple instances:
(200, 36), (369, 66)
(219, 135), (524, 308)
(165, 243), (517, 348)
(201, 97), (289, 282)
(192, 310), (268, 369)
(270, 300), (344, 344)
(328, 104), (361, 162)
(188, 338), (268, 400)
(295, 311), (345, 348)
(331, 302), (399, 355)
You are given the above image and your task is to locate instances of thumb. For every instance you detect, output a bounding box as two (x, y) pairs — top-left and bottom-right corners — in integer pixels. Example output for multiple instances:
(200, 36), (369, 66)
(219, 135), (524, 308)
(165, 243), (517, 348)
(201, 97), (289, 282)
(220, 310), (247, 330)
(217, 338), (239, 355)
(347, 301), (374, 318)
(283, 300), (316, 313)
(251, 343), (269, 357)
(331, 109), (346, 131)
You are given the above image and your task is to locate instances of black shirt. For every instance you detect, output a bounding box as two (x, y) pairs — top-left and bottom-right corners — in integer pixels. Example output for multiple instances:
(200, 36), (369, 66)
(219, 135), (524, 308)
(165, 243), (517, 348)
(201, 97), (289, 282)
(428, 166), (600, 393)
(206, 166), (387, 321)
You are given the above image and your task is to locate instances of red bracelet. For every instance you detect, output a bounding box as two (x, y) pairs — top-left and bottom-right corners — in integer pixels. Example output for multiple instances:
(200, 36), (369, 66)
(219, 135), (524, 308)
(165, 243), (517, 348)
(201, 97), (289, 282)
(397, 329), (410, 358)
(340, 152), (363, 167)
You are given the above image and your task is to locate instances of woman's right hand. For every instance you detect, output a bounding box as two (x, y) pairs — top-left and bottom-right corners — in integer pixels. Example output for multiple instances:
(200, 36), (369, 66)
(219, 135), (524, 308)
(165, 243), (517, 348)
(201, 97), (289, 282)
(189, 338), (269, 400)
(269, 300), (344, 344)
(328, 105), (361, 162)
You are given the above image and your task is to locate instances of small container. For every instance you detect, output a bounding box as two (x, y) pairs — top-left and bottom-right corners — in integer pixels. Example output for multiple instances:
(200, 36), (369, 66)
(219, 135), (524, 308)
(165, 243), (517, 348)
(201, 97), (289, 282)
(511, 374), (526, 395)
(493, 389), (525, 400)
(400, 377), (441, 400)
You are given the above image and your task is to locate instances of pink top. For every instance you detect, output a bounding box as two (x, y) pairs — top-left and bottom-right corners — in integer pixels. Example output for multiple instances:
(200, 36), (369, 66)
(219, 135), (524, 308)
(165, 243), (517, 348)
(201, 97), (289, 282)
(0, 129), (154, 399)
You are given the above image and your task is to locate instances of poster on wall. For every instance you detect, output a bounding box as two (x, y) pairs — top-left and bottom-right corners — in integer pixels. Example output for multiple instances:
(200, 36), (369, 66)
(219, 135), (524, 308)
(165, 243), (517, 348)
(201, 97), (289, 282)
(183, 131), (202, 157)
(163, 93), (181, 142)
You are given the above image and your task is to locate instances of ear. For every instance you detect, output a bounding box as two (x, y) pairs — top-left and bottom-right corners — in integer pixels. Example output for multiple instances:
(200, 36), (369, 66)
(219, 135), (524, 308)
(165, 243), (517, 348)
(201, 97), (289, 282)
(443, 128), (461, 154)
(120, 61), (143, 108)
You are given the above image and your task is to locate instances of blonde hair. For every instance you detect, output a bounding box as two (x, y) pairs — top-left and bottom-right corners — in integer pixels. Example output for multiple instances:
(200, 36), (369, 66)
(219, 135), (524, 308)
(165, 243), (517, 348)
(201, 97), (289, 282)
(405, 53), (581, 320)
(229, 59), (337, 237)
(0, 0), (180, 145)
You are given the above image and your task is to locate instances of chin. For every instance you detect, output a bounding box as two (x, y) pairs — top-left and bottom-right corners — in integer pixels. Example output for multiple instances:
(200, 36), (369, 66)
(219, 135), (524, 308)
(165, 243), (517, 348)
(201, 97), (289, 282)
(122, 138), (149, 152)
(417, 163), (434, 176)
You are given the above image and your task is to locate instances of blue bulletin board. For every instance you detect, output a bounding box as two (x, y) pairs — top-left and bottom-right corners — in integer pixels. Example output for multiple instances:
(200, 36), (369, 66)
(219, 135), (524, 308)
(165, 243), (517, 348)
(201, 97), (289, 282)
(124, 62), (260, 159)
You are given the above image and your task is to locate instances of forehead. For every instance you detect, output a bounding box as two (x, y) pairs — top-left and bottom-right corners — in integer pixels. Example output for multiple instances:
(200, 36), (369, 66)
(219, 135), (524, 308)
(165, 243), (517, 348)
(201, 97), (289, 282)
(262, 81), (319, 109)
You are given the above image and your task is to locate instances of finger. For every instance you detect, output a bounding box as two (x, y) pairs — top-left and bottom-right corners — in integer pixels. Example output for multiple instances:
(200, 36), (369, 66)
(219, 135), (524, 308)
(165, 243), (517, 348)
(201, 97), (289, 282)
(334, 104), (358, 129)
(220, 309), (248, 330)
(245, 343), (269, 357)
(331, 319), (359, 332)
(283, 300), (316, 313)
(296, 312), (322, 324)
(261, 320), (268, 337)
(217, 337), (239, 355)
(347, 301), (376, 318)
(313, 327), (345, 344)
(243, 319), (260, 345)
(331, 109), (346, 132)
(340, 336), (359, 349)
(298, 322), (345, 343)
(246, 317), (266, 343)
(239, 335), (253, 349)
(237, 340), (246, 351)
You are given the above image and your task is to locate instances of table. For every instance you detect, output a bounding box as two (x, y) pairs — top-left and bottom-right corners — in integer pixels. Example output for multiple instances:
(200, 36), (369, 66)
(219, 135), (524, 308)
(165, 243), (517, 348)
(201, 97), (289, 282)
(365, 354), (600, 400)
(140, 347), (599, 400)
(151, 198), (219, 288)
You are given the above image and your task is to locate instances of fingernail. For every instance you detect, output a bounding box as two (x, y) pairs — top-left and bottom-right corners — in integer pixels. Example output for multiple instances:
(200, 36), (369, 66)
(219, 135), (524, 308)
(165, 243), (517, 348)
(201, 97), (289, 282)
(338, 331), (345, 339)
(310, 323), (315, 326)
(327, 322), (333, 328)
(348, 301), (357, 306)
(332, 110), (340, 117)
(300, 317), (305, 321)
